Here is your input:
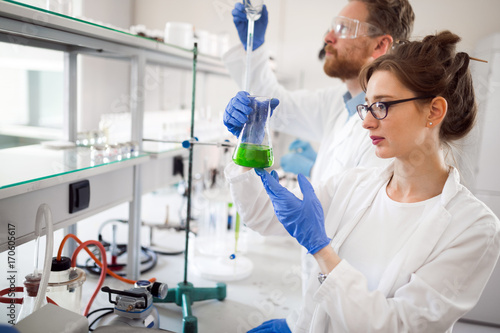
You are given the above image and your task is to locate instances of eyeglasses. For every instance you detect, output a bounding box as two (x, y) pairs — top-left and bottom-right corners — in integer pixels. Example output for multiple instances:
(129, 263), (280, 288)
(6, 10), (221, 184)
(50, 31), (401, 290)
(356, 96), (436, 120)
(330, 16), (384, 39)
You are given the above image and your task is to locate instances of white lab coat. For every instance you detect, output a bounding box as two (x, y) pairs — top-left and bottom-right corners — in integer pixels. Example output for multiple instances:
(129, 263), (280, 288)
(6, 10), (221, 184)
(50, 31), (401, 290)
(224, 162), (500, 332)
(222, 45), (389, 185)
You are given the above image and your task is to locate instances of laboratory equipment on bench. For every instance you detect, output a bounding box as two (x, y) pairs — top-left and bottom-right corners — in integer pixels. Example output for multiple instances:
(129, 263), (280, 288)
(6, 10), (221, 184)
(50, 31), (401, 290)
(10, 204), (55, 323)
(82, 219), (158, 277)
(96, 280), (168, 329)
(243, 0), (264, 92)
(16, 273), (47, 323)
(193, 185), (254, 282)
(232, 96), (274, 168)
(46, 256), (86, 314)
(151, 43), (227, 333)
(14, 303), (88, 333)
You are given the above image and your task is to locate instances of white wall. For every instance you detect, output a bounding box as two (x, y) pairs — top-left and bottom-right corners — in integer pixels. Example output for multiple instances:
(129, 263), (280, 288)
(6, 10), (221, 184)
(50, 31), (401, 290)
(78, 0), (134, 132)
(132, 0), (500, 91)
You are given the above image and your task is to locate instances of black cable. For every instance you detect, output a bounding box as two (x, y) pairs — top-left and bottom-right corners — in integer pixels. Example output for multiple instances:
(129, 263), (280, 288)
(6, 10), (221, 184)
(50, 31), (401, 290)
(81, 245), (158, 277)
(88, 309), (115, 331)
(86, 307), (114, 318)
(80, 217), (187, 276)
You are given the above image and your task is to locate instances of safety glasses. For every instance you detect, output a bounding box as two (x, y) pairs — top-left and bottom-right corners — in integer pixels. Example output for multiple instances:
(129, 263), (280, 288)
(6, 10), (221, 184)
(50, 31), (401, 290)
(356, 96), (436, 120)
(330, 16), (384, 39)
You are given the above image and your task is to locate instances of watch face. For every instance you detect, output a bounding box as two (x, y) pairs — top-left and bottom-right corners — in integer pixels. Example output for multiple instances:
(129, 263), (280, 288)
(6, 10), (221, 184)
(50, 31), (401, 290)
(318, 272), (328, 284)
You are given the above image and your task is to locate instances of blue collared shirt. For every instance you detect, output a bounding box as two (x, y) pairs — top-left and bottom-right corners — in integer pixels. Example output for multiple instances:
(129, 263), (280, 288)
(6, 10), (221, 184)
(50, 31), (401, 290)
(343, 91), (366, 119)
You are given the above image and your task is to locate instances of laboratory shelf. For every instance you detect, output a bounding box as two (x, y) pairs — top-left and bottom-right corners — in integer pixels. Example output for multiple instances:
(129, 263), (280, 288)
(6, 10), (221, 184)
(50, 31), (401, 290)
(0, 144), (149, 199)
(0, 0), (228, 74)
(0, 0), (229, 281)
(0, 144), (150, 252)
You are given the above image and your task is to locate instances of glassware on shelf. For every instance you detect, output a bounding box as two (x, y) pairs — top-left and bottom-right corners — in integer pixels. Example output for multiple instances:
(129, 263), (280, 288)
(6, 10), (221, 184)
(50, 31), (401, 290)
(107, 143), (122, 161)
(232, 96), (274, 168)
(76, 130), (106, 147)
(164, 22), (194, 49)
(128, 141), (140, 157)
(121, 142), (132, 159)
(76, 132), (89, 147)
(90, 144), (109, 165)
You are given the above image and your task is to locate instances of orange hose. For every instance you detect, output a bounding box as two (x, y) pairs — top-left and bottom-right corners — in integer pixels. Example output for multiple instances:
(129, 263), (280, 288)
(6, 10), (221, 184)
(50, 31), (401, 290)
(71, 240), (106, 316)
(57, 234), (156, 284)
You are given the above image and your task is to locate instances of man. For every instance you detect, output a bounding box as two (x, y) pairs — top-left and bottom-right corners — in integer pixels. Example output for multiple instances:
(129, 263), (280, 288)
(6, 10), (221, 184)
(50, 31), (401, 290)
(223, 0), (414, 184)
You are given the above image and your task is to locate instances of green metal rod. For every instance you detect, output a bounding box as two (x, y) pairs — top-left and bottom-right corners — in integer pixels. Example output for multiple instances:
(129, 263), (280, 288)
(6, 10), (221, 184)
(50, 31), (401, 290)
(183, 43), (198, 284)
(182, 293), (193, 317)
(235, 212), (241, 254)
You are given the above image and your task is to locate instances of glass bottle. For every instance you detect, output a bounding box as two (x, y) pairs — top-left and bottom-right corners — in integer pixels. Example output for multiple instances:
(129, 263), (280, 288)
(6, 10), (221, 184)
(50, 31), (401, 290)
(46, 256), (86, 314)
(16, 273), (46, 324)
(232, 96), (274, 168)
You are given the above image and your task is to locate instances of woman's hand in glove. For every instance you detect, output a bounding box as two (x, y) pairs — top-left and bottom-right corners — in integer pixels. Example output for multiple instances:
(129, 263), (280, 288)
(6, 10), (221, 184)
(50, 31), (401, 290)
(248, 318), (291, 333)
(255, 168), (331, 254)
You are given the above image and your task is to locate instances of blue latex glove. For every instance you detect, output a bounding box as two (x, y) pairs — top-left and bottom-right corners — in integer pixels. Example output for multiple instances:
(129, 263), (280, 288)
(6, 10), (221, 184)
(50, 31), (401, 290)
(280, 139), (317, 176)
(223, 91), (279, 139)
(255, 169), (331, 254)
(289, 139), (317, 161)
(280, 153), (315, 176)
(247, 318), (291, 333)
(232, 2), (268, 51)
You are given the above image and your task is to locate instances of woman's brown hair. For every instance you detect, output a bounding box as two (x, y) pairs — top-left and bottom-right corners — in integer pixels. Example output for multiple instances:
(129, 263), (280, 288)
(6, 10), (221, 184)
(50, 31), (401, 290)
(360, 30), (477, 143)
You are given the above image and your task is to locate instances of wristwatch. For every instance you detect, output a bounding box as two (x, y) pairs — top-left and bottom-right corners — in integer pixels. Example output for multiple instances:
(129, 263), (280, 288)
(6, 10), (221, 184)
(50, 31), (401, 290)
(318, 272), (329, 284)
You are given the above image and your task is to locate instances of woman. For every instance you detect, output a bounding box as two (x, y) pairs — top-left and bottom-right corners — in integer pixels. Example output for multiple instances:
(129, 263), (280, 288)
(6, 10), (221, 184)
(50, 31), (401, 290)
(224, 31), (500, 332)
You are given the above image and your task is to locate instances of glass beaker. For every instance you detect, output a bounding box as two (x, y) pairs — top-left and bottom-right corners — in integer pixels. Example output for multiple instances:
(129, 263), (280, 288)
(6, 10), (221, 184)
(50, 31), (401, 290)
(193, 186), (254, 282)
(45, 257), (86, 314)
(232, 96), (274, 168)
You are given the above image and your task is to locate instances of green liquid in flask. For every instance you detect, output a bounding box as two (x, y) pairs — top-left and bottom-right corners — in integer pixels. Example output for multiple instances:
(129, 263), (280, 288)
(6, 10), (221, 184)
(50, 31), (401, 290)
(233, 143), (273, 168)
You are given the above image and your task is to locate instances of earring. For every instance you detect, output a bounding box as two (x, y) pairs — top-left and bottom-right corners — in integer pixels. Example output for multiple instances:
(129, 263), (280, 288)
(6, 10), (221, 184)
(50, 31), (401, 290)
(429, 122), (433, 126)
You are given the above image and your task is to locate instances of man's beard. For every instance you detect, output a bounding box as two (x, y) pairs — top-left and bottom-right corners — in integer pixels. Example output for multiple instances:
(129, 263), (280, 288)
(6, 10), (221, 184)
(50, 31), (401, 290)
(323, 45), (370, 81)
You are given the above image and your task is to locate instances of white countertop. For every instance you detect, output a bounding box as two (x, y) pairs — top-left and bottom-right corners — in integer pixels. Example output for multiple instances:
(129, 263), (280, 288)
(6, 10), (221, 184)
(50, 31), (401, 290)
(74, 196), (303, 332)
(154, 234), (303, 332)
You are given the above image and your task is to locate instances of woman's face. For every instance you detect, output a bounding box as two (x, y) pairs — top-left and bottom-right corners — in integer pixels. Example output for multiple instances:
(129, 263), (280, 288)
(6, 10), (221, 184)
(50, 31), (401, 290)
(362, 70), (433, 162)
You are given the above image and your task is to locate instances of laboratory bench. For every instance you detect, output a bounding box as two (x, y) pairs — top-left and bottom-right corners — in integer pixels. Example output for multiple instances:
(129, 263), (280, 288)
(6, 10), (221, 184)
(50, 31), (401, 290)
(73, 198), (303, 333)
(3, 180), (499, 332)
(140, 234), (301, 333)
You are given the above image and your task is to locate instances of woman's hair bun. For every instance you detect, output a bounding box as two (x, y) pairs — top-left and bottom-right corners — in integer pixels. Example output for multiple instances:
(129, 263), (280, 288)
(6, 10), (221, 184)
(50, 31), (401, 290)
(360, 30), (477, 143)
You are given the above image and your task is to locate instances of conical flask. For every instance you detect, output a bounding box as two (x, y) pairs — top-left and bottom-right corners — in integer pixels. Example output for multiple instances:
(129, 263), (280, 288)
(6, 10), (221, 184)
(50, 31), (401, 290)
(232, 96), (274, 168)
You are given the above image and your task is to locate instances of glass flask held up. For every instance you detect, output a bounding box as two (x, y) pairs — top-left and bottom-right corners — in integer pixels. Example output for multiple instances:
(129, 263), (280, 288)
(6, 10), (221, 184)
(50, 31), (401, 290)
(232, 96), (274, 168)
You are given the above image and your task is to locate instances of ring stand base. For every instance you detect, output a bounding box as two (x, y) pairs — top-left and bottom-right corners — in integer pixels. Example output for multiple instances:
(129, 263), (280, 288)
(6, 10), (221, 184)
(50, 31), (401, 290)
(153, 281), (227, 333)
